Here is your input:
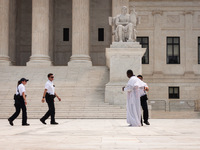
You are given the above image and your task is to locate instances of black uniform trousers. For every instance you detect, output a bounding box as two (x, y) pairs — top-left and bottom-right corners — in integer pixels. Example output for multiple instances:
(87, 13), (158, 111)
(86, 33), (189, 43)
(9, 96), (27, 124)
(41, 93), (55, 123)
(140, 94), (149, 122)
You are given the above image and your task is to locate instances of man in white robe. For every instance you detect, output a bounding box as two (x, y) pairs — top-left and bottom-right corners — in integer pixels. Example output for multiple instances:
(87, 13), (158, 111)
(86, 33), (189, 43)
(122, 70), (146, 127)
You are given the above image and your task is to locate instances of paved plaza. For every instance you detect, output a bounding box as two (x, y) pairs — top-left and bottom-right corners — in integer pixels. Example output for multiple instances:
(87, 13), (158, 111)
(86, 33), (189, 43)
(0, 119), (200, 150)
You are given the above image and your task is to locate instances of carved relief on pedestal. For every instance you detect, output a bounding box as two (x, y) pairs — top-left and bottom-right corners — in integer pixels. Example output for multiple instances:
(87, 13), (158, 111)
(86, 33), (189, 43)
(192, 14), (200, 28)
(139, 15), (149, 24)
(167, 15), (180, 23)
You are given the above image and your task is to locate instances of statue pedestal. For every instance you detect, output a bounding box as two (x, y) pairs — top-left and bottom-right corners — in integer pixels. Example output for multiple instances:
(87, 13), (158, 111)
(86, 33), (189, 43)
(105, 42), (146, 105)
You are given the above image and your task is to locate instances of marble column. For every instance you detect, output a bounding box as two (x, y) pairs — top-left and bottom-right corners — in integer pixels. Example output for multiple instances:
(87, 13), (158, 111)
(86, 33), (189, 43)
(27, 0), (52, 66)
(9, 0), (16, 65)
(184, 11), (195, 75)
(152, 10), (164, 75)
(0, 0), (11, 66)
(68, 0), (92, 67)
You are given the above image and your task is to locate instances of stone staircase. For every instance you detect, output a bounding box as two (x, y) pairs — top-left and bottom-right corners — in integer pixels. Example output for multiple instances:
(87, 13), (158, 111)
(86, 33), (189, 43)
(1, 66), (199, 119)
(0, 66), (126, 119)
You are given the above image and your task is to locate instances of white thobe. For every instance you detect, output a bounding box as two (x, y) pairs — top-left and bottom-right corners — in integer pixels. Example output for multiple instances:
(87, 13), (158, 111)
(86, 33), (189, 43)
(124, 76), (146, 127)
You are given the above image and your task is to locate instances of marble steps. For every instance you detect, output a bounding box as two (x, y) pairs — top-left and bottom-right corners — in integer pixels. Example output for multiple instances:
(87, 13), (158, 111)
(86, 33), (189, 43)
(0, 105), (125, 111)
(1, 107), (127, 119)
(0, 66), (123, 118)
(0, 100), (116, 107)
(2, 113), (127, 119)
(1, 97), (127, 119)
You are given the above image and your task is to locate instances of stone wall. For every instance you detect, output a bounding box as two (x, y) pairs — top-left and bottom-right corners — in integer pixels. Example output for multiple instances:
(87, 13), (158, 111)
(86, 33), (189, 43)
(53, 0), (72, 65)
(90, 0), (112, 66)
(129, 0), (200, 110)
(15, 0), (32, 66)
(130, 0), (200, 75)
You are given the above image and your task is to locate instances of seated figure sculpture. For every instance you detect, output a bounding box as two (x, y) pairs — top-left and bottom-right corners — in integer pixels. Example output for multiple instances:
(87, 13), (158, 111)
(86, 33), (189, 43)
(109, 6), (140, 42)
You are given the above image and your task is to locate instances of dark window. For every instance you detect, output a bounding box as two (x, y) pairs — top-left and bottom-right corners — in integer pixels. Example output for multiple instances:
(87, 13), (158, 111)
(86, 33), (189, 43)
(98, 28), (104, 41)
(137, 37), (149, 64)
(63, 28), (69, 41)
(198, 37), (200, 64)
(167, 37), (180, 64)
(169, 87), (179, 99)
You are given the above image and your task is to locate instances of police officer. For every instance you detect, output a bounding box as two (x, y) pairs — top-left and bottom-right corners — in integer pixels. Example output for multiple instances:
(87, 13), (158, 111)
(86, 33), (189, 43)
(137, 75), (150, 125)
(8, 78), (30, 126)
(40, 73), (61, 125)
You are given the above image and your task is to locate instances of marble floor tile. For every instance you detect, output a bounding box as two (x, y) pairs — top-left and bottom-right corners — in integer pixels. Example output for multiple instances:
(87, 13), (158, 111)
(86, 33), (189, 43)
(0, 119), (200, 150)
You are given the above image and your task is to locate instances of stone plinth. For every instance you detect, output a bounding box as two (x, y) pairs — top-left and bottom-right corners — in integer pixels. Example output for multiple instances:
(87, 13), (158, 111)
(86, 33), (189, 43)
(26, 55), (52, 66)
(68, 55), (92, 67)
(0, 58), (11, 66)
(105, 42), (146, 105)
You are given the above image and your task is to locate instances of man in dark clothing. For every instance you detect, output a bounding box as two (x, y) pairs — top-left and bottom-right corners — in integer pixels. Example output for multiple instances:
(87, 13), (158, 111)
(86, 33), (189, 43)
(137, 75), (150, 125)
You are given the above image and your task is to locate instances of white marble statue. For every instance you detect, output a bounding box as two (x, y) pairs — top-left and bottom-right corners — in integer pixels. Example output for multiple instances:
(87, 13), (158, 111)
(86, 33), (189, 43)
(109, 6), (140, 42)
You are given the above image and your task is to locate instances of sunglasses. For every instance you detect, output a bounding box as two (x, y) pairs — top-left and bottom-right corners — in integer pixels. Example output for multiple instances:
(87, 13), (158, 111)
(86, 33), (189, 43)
(50, 76), (54, 78)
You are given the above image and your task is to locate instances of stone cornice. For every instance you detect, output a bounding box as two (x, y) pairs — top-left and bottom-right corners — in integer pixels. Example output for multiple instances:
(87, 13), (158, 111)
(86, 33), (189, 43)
(152, 10), (163, 16)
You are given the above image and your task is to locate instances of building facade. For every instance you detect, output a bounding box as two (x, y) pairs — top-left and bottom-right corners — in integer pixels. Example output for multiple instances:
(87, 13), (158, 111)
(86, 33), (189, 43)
(0, 0), (200, 113)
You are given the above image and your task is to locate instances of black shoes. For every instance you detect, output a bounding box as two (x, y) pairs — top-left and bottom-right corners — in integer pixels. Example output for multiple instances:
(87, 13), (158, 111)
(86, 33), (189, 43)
(144, 121), (150, 125)
(22, 123), (30, 126)
(8, 119), (13, 126)
(51, 122), (58, 125)
(40, 119), (46, 125)
(40, 119), (58, 125)
(8, 119), (30, 126)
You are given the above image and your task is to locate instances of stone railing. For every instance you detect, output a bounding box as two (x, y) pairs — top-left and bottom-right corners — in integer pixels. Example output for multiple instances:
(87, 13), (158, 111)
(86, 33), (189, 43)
(195, 100), (200, 111)
(149, 100), (198, 112)
(169, 100), (195, 112)
(149, 100), (167, 111)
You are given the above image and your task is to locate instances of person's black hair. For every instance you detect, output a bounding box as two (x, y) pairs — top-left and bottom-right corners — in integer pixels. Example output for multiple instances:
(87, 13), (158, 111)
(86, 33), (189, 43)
(137, 75), (143, 78)
(48, 73), (53, 78)
(127, 70), (134, 76)
(17, 80), (21, 86)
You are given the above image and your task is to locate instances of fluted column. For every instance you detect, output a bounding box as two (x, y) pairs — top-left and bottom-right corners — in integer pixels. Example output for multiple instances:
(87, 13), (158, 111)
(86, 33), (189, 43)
(0, 0), (11, 66)
(9, 0), (17, 65)
(68, 0), (92, 67)
(27, 0), (52, 66)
